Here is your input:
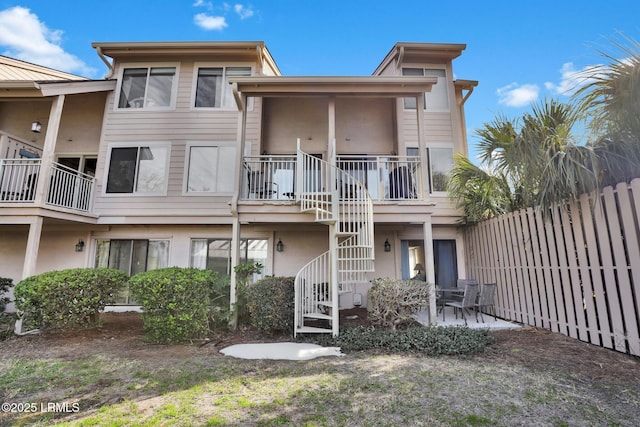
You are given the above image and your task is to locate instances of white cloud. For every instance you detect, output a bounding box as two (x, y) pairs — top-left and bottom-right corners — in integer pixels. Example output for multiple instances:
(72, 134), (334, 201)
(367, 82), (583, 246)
(193, 0), (213, 10)
(234, 4), (254, 19)
(0, 6), (95, 76)
(497, 83), (539, 107)
(194, 13), (228, 30)
(544, 62), (594, 96)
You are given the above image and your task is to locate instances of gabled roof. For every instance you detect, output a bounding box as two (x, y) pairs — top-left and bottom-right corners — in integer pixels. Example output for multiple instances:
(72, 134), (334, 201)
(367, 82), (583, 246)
(373, 42), (467, 75)
(0, 55), (86, 81)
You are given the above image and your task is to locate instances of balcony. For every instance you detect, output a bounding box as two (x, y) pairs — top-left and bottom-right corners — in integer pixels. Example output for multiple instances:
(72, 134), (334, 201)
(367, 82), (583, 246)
(0, 159), (95, 213)
(241, 155), (422, 201)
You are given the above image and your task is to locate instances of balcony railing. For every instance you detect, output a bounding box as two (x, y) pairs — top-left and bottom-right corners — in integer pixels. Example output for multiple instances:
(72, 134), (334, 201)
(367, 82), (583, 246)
(241, 155), (422, 201)
(0, 159), (95, 212)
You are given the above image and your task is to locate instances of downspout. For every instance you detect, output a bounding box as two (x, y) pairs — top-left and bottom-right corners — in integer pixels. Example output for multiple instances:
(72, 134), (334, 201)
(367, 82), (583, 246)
(95, 47), (115, 79)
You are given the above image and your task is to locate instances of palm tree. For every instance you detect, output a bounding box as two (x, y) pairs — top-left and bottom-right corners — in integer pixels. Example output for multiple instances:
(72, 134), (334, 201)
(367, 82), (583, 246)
(573, 33), (640, 185)
(449, 99), (599, 223)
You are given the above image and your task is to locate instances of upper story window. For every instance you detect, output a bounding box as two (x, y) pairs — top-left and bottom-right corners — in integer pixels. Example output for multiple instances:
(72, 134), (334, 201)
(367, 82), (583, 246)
(403, 68), (449, 111)
(193, 66), (251, 109)
(117, 65), (177, 109)
(105, 143), (170, 195)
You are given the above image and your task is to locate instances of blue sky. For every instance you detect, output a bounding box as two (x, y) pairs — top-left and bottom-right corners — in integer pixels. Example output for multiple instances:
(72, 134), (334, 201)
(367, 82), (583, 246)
(0, 1), (638, 160)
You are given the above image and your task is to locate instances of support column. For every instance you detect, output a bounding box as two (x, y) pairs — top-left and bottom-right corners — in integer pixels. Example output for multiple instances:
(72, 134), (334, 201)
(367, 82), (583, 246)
(22, 216), (43, 279)
(34, 95), (65, 206)
(423, 218), (437, 324)
(229, 217), (241, 330)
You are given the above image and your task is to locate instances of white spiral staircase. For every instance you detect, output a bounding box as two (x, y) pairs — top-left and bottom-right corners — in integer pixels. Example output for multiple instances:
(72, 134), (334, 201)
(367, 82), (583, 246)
(294, 139), (374, 336)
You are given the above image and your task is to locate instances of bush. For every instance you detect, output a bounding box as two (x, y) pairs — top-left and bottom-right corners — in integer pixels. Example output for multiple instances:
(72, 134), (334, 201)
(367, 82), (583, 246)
(13, 268), (127, 329)
(0, 277), (11, 312)
(129, 267), (218, 343)
(367, 278), (433, 330)
(314, 325), (494, 355)
(246, 276), (295, 334)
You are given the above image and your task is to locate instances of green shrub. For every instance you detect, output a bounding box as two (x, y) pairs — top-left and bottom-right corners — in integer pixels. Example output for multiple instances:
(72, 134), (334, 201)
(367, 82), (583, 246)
(0, 277), (11, 312)
(368, 278), (433, 330)
(13, 268), (127, 329)
(129, 267), (217, 343)
(314, 325), (494, 355)
(246, 276), (295, 334)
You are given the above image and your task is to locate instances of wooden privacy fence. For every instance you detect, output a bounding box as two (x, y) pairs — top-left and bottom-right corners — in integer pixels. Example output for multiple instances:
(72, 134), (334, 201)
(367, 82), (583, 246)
(464, 178), (640, 356)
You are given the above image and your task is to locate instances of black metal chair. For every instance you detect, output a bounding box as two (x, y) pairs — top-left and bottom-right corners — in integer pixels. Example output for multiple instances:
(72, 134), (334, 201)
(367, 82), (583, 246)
(248, 170), (278, 199)
(474, 283), (497, 322)
(445, 283), (479, 325)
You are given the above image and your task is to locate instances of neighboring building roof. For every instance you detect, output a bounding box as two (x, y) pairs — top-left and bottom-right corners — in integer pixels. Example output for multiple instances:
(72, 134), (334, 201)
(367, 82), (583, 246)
(373, 42), (467, 75)
(91, 41), (281, 77)
(0, 55), (86, 81)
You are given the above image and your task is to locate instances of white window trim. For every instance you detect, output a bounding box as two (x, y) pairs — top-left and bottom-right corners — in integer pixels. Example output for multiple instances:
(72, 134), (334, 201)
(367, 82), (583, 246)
(114, 62), (180, 111)
(190, 62), (254, 111)
(103, 141), (172, 197)
(427, 143), (455, 195)
(182, 141), (236, 196)
(402, 65), (451, 113)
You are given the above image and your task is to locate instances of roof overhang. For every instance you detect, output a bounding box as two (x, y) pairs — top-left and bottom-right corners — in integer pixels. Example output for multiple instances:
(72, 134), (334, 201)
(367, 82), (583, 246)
(230, 76), (437, 97)
(374, 42), (466, 75)
(91, 41), (281, 77)
(0, 79), (116, 99)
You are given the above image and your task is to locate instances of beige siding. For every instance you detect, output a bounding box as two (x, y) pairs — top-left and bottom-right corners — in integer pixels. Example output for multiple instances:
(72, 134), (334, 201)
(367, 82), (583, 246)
(93, 59), (262, 220)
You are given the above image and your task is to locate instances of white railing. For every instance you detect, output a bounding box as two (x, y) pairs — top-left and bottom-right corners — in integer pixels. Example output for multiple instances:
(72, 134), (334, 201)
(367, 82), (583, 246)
(0, 132), (42, 159)
(46, 162), (95, 212)
(294, 250), (332, 330)
(242, 156), (297, 200)
(0, 159), (41, 202)
(241, 154), (421, 202)
(0, 159), (94, 212)
(338, 155), (421, 200)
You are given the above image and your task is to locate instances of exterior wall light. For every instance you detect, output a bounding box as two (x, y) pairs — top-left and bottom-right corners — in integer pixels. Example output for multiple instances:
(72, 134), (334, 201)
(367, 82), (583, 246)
(384, 238), (391, 252)
(75, 240), (85, 252)
(31, 120), (42, 133)
(276, 239), (284, 252)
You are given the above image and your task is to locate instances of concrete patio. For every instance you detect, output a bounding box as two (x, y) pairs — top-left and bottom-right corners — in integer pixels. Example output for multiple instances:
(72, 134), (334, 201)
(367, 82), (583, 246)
(414, 306), (522, 330)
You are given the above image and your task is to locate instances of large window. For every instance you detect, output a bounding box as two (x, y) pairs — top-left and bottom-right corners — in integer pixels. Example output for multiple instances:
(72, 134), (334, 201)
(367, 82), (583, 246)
(190, 238), (268, 281)
(185, 144), (235, 193)
(194, 66), (251, 109)
(403, 67), (449, 111)
(106, 145), (169, 194)
(118, 66), (177, 109)
(95, 239), (170, 304)
(428, 147), (454, 192)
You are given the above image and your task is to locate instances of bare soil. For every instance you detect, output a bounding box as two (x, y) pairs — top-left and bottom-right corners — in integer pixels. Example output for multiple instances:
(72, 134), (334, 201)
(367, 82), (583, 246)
(1, 310), (638, 386)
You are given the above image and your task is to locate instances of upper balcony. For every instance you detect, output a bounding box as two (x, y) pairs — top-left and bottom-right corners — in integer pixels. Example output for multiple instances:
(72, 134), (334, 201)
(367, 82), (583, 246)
(241, 154), (422, 202)
(0, 132), (96, 217)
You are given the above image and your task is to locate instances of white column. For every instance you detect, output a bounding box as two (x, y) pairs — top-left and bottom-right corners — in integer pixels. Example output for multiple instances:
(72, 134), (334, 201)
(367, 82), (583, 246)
(34, 95), (65, 206)
(21, 216), (43, 279)
(416, 94), (430, 200)
(229, 217), (241, 330)
(423, 218), (437, 324)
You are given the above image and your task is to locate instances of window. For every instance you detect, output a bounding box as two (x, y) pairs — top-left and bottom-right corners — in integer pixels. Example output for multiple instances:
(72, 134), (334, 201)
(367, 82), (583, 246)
(106, 145), (169, 194)
(190, 238), (268, 281)
(118, 66), (177, 109)
(95, 239), (170, 304)
(428, 147), (454, 192)
(185, 144), (235, 193)
(403, 67), (449, 111)
(194, 66), (251, 109)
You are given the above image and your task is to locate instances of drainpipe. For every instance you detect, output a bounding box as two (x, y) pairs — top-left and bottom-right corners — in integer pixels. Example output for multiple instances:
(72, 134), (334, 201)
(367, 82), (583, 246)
(95, 47), (114, 79)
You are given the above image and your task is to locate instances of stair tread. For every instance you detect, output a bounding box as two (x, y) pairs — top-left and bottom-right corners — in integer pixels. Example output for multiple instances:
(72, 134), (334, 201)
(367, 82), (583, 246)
(295, 326), (333, 334)
(304, 312), (332, 320)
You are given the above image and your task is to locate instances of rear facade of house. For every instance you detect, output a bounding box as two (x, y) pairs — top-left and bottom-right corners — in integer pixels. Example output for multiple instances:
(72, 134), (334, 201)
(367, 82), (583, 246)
(0, 41), (477, 334)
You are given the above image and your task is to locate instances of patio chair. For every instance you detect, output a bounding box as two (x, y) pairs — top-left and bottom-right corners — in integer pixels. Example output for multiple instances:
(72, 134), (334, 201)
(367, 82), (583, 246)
(445, 283), (478, 325)
(474, 283), (497, 323)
